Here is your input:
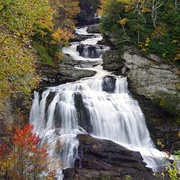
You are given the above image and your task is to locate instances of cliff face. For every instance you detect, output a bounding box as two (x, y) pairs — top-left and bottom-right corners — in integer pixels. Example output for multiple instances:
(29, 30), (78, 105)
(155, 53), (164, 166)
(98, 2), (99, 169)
(103, 47), (180, 118)
(124, 48), (180, 114)
(102, 48), (180, 150)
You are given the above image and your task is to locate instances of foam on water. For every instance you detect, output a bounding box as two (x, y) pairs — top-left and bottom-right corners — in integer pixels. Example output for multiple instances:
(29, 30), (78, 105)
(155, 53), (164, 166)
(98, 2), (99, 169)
(30, 26), (170, 179)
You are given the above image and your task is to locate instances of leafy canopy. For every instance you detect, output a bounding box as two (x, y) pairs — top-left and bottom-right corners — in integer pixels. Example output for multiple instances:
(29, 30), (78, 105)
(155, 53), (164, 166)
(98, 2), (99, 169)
(0, 0), (53, 36)
(0, 0), (80, 108)
(0, 0), (54, 106)
(100, 0), (180, 61)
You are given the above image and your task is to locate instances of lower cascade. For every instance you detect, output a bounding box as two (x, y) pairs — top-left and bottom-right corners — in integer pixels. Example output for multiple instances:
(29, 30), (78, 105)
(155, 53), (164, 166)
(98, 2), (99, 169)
(30, 26), (168, 179)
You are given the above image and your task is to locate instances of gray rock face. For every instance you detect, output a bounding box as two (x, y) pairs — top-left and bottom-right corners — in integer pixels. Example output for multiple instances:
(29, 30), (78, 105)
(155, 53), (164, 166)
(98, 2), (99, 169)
(86, 24), (100, 33)
(102, 47), (180, 116)
(63, 134), (155, 180)
(122, 48), (180, 115)
(102, 50), (125, 72)
(102, 48), (180, 150)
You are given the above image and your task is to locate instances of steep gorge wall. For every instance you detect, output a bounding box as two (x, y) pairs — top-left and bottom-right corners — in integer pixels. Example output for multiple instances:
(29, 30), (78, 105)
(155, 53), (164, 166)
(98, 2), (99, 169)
(103, 47), (180, 118)
(102, 48), (180, 150)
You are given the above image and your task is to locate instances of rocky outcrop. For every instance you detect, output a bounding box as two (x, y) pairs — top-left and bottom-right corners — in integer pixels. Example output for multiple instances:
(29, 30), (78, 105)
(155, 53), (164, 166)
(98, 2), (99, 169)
(87, 24), (100, 33)
(76, 44), (106, 58)
(39, 55), (96, 88)
(102, 48), (180, 150)
(102, 50), (125, 72)
(74, 93), (92, 133)
(122, 47), (180, 116)
(123, 49), (180, 99)
(63, 134), (155, 180)
(102, 31), (121, 48)
(102, 47), (180, 117)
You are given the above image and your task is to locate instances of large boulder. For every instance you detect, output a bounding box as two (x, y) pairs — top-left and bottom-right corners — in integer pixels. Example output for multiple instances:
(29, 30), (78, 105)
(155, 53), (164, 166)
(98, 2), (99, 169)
(102, 50), (125, 72)
(63, 134), (155, 180)
(87, 24), (100, 33)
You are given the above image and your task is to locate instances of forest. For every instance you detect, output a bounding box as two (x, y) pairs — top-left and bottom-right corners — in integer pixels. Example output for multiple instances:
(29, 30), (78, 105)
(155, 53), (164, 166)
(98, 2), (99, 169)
(0, 0), (180, 179)
(0, 0), (80, 178)
(100, 0), (180, 61)
(0, 0), (79, 106)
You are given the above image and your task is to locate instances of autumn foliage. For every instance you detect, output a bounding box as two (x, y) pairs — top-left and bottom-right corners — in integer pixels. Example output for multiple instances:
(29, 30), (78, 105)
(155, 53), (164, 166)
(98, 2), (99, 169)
(100, 0), (180, 61)
(0, 0), (80, 109)
(0, 124), (54, 179)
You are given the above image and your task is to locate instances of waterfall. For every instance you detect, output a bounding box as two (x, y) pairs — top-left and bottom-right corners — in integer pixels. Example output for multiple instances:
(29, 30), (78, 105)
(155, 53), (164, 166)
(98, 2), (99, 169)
(30, 26), (168, 179)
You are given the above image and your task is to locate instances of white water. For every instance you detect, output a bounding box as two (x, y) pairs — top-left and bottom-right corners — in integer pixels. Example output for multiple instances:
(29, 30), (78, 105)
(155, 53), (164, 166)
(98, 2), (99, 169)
(30, 26), (168, 179)
(62, 27), (109, 61)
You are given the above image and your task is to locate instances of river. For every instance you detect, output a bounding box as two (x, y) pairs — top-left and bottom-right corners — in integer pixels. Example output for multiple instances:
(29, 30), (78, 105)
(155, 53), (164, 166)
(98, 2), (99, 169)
(30, 26), (168, 179)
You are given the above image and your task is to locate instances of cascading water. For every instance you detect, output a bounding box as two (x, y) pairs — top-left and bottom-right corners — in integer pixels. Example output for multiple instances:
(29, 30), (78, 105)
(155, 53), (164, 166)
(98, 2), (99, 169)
(30, 26), (168, 179)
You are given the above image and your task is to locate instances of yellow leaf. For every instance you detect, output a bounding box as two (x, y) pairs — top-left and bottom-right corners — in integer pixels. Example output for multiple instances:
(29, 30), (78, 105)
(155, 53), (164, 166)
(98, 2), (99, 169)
(117, 18), (128, 25)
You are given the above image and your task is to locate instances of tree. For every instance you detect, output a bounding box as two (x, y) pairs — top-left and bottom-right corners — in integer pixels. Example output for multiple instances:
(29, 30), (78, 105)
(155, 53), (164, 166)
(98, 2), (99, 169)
(0, 31), (39, 104)
(0, 0), (54, 108)
(0, 0), (79, 107)
(33, 0), (80, 61)
(50, 0), (80, 46)
(151, 0), (164, 28)
(0, 0), (53, 36)
(100, 0), (180, 61)
(0, 124), (55, 179)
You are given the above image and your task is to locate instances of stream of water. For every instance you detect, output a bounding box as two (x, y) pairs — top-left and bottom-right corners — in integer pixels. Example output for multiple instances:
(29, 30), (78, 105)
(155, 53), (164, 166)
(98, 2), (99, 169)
(30, 26), (168, 179)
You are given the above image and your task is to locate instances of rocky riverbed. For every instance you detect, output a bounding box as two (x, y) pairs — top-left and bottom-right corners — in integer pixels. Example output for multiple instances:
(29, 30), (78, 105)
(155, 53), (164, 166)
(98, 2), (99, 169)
(33, 23), (180, 180)
(102, 47), (180, 151)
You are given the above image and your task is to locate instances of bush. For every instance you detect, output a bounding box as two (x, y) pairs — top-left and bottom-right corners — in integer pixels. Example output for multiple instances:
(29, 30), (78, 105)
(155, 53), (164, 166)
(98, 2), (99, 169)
(0, 124), (55, 179)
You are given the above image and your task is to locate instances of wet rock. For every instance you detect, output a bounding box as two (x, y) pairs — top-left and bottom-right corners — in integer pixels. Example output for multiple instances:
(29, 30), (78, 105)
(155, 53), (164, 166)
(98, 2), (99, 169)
(74, 93), (92, 133)
(102, 76), (116, 93)
(76, 44), (84, 56)
(75, 60), (100, 68)
(72, 34), (94, 42)
(76, 44), (105, 59)
(87, 24), (100, 33)
(70, 33), (93, 42)
(63, 134), (155, 180)
(102, 50), (125, 72)
(54, 102), (62, 129)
